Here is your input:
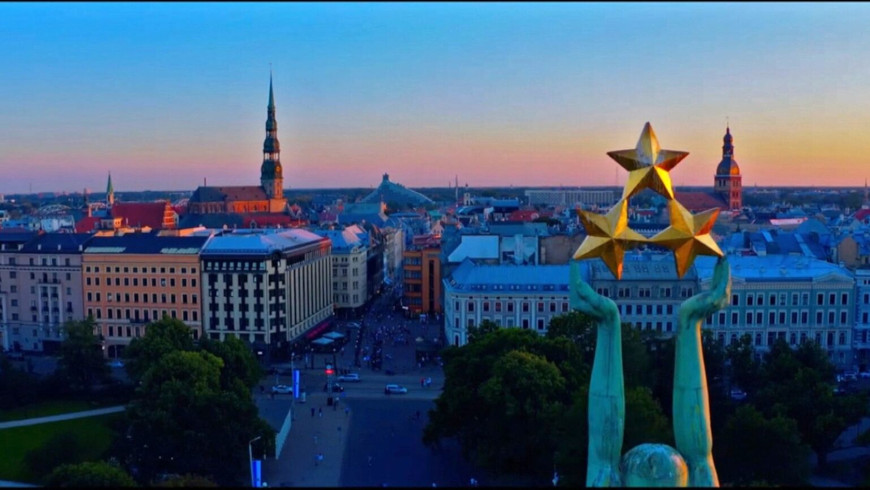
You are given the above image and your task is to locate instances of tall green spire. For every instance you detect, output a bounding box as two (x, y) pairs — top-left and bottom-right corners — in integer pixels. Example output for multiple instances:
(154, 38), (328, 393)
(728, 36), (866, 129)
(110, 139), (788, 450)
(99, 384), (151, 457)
(268, 71), (275, 109)
(106, 172), (115, 206)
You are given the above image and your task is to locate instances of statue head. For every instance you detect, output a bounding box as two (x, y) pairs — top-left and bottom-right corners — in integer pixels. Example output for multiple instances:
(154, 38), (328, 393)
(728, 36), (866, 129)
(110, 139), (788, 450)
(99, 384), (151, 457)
(620, 443), (689, 487)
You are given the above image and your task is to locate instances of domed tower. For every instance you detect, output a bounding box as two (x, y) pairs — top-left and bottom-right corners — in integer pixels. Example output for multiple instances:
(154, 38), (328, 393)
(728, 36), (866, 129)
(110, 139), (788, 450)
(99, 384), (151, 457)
(261, 73), (283, 201)
(714, 126), (742, 210)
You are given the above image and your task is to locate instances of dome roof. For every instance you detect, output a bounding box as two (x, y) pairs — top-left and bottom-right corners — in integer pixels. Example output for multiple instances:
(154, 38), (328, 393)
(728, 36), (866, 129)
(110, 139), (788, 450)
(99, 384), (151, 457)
(360, 173), (434, 206)
(716, 158), (740, 176)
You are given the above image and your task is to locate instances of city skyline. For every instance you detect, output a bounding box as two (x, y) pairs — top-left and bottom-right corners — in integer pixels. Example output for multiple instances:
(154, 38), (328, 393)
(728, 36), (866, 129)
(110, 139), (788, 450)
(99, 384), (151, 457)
(3, 2), (870, 195)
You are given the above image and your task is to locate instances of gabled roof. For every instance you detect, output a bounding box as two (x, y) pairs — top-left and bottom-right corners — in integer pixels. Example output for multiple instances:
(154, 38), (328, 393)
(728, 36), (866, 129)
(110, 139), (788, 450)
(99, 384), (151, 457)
(111, 202), (173, 229)
(673, 191), (728, 212)
(189, 185), (268, 203)
(20, 233), (95, 253)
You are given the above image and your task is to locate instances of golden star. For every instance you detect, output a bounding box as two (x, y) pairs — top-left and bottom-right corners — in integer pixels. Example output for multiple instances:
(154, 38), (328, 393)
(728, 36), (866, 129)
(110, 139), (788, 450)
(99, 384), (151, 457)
(650, 199), (724, 278)
(573, 198), (647, 279)
(607, 122), (689, 200)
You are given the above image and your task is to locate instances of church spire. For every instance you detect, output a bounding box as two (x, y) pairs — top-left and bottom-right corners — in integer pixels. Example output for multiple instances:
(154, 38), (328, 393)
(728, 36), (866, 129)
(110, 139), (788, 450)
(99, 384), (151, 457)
(106, 172), (115, 207)
(261, 72), (283, 201)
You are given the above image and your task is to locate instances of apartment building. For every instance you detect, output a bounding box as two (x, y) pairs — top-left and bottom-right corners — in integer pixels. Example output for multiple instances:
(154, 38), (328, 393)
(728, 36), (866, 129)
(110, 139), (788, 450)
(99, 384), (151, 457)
(201, 229), (332, 361)
(0, 232), (92, 353)
(82, 233), (209, 358)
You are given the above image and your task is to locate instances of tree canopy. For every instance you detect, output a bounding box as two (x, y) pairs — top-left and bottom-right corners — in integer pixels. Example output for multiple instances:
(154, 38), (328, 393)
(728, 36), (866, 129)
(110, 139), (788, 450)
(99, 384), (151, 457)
(57, 317), (110, 392)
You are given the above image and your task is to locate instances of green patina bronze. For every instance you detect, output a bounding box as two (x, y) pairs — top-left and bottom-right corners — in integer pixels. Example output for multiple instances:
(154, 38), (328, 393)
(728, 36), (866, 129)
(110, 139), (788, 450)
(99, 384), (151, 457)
(570, 256), (731, 487)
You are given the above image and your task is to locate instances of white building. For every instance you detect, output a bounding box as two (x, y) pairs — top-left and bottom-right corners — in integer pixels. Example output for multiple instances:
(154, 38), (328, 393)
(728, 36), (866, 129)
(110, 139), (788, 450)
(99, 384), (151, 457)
(201, 229), (333, 359)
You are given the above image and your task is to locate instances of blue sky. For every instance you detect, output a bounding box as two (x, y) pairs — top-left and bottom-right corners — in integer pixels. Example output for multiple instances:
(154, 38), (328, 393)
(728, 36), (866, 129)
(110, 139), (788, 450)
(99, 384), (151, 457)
(2, 2), (870, 194)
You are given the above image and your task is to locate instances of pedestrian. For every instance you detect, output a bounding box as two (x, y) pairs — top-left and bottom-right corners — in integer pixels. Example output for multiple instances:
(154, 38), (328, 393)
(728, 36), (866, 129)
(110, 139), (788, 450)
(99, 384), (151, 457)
(316, 452), (324, 466)
(319, 407), (323, 417)
(345, 407), (350, 417)
(314, 435), (318, 445)
(311, 407), (316, 417)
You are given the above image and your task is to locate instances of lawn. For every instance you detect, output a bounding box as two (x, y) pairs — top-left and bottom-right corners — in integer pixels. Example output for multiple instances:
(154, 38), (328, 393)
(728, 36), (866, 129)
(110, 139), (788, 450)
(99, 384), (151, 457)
(0, 399), (106, 422)
(0, 413), (123, 483)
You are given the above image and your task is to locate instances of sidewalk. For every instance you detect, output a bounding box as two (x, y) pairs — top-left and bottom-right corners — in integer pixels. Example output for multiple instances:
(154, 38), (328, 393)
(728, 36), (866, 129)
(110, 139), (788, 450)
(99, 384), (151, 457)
(261, 389), (351, 487)
(0, 405), (125, 430)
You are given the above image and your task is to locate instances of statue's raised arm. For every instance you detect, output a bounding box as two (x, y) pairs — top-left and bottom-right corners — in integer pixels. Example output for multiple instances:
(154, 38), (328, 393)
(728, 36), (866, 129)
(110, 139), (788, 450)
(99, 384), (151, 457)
(571, 261), (624, 487)
(673, 256), (731, 487)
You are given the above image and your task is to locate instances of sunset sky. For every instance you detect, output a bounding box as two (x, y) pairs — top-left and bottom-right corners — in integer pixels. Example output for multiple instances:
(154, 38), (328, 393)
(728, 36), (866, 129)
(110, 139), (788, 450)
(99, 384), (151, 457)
(3, 2), (870, 195)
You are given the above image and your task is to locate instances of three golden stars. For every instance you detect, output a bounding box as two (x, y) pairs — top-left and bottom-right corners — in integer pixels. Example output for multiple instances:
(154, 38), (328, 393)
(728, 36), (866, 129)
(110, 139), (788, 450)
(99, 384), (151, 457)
(573, 122), (723, 279)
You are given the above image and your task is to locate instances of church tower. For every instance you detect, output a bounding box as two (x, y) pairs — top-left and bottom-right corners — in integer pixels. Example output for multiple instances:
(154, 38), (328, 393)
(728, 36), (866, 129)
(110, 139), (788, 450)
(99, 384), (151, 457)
(106, 172), (115, 208)
(713, 126), (742, 210)
(261, 73), (284, 204)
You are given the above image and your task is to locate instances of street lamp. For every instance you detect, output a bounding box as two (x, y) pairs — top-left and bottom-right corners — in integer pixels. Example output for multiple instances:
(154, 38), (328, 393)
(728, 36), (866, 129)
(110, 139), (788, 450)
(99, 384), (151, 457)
(248, 436), (262, 487)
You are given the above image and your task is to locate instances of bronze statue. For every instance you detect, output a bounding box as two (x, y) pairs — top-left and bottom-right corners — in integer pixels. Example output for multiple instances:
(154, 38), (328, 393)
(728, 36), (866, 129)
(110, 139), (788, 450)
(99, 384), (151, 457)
(572, 123), (730, 487)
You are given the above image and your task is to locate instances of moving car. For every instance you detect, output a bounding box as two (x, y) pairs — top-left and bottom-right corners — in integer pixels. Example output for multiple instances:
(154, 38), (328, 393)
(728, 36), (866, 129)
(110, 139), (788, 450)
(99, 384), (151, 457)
(271, 384), (293, 394)
(337, 373), (361, 382)
(385, 384), (408, 395)
(324, 383), (344, 393)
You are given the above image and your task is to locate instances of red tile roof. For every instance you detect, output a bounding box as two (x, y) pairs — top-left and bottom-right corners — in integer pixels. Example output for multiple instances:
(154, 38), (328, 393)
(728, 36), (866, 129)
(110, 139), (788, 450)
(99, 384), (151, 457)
(508, 210), (541, 222)
(74, 216), (101, 233)
(112, 202), (175, 229)
(854, 208), (870, 222)
(241, 213), (305, 228)
(674, 191), (728, 212)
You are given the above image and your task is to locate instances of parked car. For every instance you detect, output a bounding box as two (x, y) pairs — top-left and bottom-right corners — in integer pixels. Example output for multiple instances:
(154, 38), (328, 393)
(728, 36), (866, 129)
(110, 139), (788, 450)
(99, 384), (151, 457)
(860, 371), (870, 379)
(385, 384), (408, 394)
(337, 373), (361, 382)
(271, 384), (293, 394)
(843, 371), (859, 381)
(729, 388), (747, 401)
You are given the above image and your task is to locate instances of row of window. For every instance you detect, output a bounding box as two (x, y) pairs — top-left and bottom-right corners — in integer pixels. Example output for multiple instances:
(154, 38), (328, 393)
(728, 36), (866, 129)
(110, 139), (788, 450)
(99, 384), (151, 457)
(87, 307), (199, 323)
(732, 291), (850, 307)
(707, 308), (850, 327)
(610, 286), (694, 299)
(85, 276), (198, 288)
(85, 265), (197, 274)
(458, 300), (570, 314)
(86, 292), (198, 305)
(718, 330), (848, 348)
(6, 257), (73, 266)
(5, 271), (72, 282)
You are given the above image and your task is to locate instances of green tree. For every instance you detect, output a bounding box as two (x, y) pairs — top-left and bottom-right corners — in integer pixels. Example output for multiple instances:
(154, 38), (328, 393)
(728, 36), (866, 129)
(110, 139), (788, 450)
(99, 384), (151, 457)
(198, 335), (263, 390)
(477, 350), (567, 476)
(715, 404), (811, 486)
(754, 338), (867, 469)
(121, 350), (274, 485)
(725, 333), (763, 394)
(424, 328), (578, 481)
(57, 317), (110, 392)
(466, 319), (500, 344)
(123, 316), (195, 384)
(45, 461), (136, 487)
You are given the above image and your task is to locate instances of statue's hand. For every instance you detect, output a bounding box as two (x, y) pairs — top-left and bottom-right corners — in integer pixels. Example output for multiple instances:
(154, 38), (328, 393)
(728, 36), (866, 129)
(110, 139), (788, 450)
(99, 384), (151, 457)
(570, 261), (619, 325)
(679, 257), (731, 328)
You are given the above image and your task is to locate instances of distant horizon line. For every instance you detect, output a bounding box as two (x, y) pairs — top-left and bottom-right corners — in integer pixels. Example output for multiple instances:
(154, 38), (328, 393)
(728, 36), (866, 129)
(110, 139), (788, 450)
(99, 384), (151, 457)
(2, 184), (867, 197)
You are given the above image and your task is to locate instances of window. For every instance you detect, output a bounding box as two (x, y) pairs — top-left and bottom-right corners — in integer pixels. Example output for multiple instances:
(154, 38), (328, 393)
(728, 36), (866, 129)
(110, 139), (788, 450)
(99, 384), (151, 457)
(747, 295), (754, 306)
(842, 293), (848, 305)
(467, 302), (474, 312)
